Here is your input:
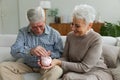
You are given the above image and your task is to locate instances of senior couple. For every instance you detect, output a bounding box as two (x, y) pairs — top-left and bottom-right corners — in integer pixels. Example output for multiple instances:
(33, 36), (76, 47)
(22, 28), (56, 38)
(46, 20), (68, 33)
(0, 4), (113, 80)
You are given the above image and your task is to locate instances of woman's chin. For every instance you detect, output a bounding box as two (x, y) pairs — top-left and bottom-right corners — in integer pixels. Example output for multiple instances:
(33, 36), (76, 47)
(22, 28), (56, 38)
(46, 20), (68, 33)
(74, 33), (84, 36)
(74, 32), (80, 36)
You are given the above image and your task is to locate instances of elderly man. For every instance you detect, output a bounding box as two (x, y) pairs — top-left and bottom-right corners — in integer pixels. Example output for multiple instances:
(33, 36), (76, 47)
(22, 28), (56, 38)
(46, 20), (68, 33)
(0, 6), (63, 80)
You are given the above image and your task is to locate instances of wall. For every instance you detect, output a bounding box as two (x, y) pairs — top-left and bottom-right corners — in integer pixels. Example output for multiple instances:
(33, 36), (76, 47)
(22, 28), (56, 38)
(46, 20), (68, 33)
(20, 0), (120, 25)
(0, 0), (2, 34)
(18, 0), (40, 27)
(0, 6), (1, 34)
(1, 0), (120, 34)
(0, 0), (19, 34)
(47, 0), (120, 24)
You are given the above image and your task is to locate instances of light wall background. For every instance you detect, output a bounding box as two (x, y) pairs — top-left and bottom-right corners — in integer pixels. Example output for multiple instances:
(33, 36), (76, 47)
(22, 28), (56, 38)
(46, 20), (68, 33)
(18, 0), (40, 27)
(20, 0), (120, 27)
(47, 0), (120, 24)
(0, 0), (120, 34)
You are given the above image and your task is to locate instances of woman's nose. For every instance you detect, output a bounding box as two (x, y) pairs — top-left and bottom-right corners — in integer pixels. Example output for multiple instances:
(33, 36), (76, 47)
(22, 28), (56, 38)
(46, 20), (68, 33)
(71, 26), (76, 31)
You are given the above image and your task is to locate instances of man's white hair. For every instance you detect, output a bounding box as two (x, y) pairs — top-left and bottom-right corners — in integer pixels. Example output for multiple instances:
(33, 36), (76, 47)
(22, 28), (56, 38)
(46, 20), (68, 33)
(27, 6), (45, 23)
(72, 4), (96, 24)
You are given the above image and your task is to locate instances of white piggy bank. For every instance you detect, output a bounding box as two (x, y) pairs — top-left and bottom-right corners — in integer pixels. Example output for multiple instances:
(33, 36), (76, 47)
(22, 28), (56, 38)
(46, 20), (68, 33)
(41, 56), (52, 67)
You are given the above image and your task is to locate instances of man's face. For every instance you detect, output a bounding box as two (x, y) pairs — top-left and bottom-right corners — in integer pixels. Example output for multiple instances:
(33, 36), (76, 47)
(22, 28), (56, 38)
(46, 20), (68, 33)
(30, 22), (45, 35)
(71, 17), (92, 36)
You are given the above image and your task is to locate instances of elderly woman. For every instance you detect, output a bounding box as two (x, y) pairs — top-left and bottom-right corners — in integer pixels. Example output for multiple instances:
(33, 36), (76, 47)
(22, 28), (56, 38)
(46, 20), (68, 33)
(41, 4), (113, 80)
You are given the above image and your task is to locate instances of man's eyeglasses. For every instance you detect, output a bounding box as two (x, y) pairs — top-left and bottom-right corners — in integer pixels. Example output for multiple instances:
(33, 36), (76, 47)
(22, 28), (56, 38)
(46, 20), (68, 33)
(30, 23), (44, 29)
(31, 26), (44, 30)
(70, 23), (80, 28)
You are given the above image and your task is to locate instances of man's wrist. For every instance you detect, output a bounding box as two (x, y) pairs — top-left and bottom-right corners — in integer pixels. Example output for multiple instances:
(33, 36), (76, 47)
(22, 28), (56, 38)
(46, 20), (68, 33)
(30, 49), (34, 56)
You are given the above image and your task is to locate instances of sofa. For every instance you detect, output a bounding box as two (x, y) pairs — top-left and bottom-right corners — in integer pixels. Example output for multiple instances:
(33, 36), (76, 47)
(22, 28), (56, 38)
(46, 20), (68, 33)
(0, 34), (120, 80)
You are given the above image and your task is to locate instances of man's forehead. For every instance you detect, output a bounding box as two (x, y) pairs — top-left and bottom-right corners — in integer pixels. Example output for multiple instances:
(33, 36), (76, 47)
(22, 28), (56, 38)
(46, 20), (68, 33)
(30, 21), (43, 26)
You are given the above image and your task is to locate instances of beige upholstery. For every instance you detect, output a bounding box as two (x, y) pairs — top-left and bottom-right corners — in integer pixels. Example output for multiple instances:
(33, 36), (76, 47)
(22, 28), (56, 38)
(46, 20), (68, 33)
(0, 34), (120, 80)
(102, 44), (120, 68)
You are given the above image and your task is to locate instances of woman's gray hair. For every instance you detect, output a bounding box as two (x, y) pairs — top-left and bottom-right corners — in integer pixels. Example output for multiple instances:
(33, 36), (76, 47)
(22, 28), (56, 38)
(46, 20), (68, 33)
(72, 4), (96, 24)
(27, 6), (45, 23)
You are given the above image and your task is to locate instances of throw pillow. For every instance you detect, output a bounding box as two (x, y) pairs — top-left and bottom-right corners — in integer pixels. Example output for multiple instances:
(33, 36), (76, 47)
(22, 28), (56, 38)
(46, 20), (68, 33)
(110, 64), (120, 80)
(102, 44), (120, 68)
(116, 38), (120, 47)
(0, 47), (16, 62)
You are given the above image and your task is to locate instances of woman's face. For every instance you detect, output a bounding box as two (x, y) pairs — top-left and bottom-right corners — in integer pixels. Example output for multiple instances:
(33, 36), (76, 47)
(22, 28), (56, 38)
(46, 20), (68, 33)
(71, 17), (92, 36)
(30, 22), (45, 35)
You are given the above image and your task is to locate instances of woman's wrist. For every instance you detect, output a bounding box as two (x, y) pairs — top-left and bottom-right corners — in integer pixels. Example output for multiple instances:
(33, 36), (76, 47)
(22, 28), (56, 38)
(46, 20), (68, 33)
(53, 59), (62, 66)
(57, 59), (62, 66)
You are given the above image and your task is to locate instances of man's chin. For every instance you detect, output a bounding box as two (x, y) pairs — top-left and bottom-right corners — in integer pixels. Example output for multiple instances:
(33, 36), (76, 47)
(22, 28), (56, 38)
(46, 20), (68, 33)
(34, 32), (42, 35)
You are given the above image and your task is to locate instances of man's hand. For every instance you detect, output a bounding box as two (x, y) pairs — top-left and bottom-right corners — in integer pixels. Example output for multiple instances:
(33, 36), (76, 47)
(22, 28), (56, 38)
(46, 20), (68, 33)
(30, 46), (50, 56)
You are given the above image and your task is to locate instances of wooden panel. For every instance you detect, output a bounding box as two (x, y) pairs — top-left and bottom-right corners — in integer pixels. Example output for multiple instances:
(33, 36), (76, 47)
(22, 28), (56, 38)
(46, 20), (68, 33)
(50, 23), (71, 35)
(92, 22), (104, 33)
(50, 22), (104, 35)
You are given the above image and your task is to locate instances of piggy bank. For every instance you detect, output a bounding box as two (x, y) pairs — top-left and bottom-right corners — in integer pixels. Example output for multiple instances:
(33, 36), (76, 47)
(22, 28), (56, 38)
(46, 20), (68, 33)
(41, 56), (52, 67)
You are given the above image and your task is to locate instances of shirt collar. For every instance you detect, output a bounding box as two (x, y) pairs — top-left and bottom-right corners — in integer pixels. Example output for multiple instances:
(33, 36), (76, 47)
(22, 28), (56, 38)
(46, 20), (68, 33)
(27, 25), (31, 33)
(44, 25), (50, 35)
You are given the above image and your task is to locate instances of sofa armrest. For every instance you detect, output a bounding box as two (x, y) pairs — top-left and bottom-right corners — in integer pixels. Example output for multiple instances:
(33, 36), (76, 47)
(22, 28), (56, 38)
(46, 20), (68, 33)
(0, 47), (16, 62)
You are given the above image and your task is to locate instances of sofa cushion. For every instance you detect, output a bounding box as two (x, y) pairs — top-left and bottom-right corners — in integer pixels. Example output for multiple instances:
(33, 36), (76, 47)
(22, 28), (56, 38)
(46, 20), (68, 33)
(0, 35), (17, 47)
(102, 44), (120, 68)
(0, 47), (16, 62)
(102, 36), (117, 46)
(110, 65), (120, 80)
(61, 36), (66, 47)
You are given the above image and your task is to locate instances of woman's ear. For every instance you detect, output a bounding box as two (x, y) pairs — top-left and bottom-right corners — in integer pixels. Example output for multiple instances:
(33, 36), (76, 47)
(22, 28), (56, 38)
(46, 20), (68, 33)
(88, 23), (93, 29)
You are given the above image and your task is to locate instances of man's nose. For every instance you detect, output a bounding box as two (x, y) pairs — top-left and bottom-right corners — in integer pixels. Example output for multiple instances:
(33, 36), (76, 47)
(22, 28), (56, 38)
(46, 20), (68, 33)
(36, 27), (41, 31)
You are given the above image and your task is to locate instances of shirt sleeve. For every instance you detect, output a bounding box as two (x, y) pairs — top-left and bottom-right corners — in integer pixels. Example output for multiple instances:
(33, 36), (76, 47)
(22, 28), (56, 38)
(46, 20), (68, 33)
(61, 38), (103, 73)
(10, 30), (31, 59)
(51, 33), (64, 59)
